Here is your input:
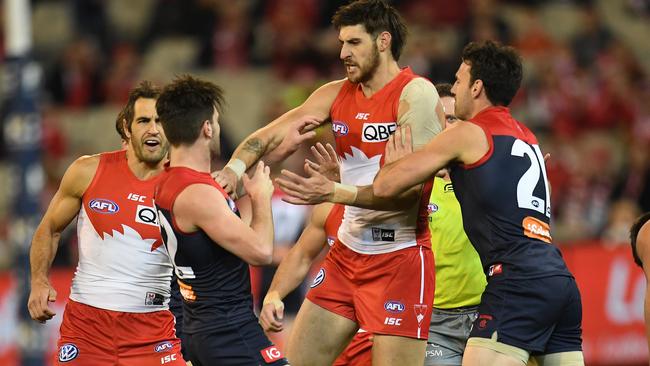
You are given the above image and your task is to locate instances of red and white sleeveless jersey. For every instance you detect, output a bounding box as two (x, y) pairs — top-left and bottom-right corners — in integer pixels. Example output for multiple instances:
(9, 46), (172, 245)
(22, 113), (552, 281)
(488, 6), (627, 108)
(330, 68), (433, 254)
(71, 150), (173, 312)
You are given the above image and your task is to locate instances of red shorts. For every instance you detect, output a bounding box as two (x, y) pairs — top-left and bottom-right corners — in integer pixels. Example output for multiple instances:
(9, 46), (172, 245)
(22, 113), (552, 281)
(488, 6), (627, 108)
(56, 300), (184, 366)
(306, 243), (434, 340)
(333, 330), (372, 366)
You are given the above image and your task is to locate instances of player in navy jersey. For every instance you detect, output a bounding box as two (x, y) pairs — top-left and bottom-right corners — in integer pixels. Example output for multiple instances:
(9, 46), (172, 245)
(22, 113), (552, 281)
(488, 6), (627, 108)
(154, 75), (288, 366)
(374, 41), (584, 365)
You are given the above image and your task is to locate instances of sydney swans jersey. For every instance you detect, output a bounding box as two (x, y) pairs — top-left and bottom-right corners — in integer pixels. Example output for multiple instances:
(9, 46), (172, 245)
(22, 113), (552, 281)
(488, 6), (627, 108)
(331, 68), (433, 254)
(155, 167), (253, 334)
(450, 107), (571, 279)
(324, 204), (345, 247)
(72, 150), (172, 312)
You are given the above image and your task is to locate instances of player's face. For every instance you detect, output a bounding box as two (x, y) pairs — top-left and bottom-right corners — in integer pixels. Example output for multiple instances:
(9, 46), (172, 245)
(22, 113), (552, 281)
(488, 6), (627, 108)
(127, 98), (169, 165)
(451, 62), (473, 120)
(440, 96), (458, 129)
(339, 25), (380, 84)
(209, 107), (221, 158)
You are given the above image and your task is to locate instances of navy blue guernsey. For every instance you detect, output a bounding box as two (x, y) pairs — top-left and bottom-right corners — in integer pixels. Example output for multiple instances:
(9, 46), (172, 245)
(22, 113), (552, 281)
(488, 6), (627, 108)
(450, 106), (571, 280)
(155, 166), (254, 334)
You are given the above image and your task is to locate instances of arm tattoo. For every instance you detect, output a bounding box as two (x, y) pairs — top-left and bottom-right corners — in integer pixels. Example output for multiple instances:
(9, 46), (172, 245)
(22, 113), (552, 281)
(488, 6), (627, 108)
(242, 137), (266, 156)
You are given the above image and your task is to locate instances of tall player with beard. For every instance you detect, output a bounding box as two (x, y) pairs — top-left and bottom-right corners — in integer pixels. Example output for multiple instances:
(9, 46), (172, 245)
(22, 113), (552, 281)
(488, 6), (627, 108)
(27, 82), (185, 366)
(155, 76), (288, 366)
(216, 1), (445, 364)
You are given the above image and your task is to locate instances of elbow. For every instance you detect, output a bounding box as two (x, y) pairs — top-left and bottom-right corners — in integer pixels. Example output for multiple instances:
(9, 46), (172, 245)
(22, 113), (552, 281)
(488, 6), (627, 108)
(373, 180), (395, 199)
(250, 244), (273, 266)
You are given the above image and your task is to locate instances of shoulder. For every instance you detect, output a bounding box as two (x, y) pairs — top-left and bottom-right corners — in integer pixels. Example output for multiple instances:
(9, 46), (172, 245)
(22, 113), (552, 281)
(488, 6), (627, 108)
(310, 202), (334, 228)
(62, 154), (101, 197)
(400, 78), (437, 100)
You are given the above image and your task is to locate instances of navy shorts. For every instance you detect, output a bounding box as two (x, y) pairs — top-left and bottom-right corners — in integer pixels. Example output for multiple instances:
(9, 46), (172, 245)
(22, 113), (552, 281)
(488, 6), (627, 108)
(184, 317), (288, 366)
(470, 274), (582, 354)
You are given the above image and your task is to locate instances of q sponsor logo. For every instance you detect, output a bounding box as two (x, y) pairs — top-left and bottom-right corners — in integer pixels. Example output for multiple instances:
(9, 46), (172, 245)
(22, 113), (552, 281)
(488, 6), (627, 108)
(154, 341), (174, 353)
(384, 300), (405, 313)
(58, 343), (79, 363)
(310, 268), (325, 288)
(89, 199), (119, 214)
(332, 121), (349, 137)
(362, 122), (397, 142)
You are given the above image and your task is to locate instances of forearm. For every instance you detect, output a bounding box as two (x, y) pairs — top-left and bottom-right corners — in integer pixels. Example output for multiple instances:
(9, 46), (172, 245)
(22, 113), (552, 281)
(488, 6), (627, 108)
(29, 226), (60, 283)
(374, 152), (434, 198)
(249, 196), (274, 261)
(266, 249), (315, 301)
(331, 183), (420, 210)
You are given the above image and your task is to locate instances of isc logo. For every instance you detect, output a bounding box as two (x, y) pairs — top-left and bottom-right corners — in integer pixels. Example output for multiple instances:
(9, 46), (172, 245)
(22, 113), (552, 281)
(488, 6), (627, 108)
(89, 199), (119, 214)
(384, 317), (402, 326)
(332, 121), (349, 136)
(160, 354), (177, 364)
(355, 112), (370, 120)
(362, 122), (397, 142)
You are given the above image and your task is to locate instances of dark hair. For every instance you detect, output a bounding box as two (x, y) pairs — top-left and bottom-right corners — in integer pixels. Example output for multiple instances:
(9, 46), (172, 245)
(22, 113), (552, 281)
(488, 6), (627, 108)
(116, 80), (160, 140)
(435, 83), (454, 98)
(156, 75), (225, 147)
(332, 0), (408, 61)
(630, 212), (650, 268)
(461, 40), (523, 107)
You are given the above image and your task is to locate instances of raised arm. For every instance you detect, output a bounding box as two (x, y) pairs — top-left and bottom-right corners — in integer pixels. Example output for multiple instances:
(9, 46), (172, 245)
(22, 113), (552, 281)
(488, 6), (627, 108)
(28, 155), (98, 323)
(215, 80), (345, 195)
(374, 120), (488, 198)
(175, 162), (275, 266)
(259, 202), (333, 332)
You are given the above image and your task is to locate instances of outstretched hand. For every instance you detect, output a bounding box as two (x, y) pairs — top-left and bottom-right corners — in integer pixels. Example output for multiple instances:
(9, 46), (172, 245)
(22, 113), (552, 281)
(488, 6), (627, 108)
(305, 143), (340, 182)
(276, 163), (334, 205)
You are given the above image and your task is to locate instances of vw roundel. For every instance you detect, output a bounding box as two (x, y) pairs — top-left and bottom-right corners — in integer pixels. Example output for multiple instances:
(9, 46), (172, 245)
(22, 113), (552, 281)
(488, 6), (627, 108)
(154, 341), (174, 353)
(384, 300), (405, 313)
(58, 343), (79, 362)
(89, 199), (120, 214)
(332, 121), (349, 137)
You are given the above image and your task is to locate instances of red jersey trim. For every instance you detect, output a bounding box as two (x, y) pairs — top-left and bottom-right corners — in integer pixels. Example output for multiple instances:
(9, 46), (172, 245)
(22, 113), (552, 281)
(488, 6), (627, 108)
(82, 150), (118, 199)
(462, 120), (494, 170)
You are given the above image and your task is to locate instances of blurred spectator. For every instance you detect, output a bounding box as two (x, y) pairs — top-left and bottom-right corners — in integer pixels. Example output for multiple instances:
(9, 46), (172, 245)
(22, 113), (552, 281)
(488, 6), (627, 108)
(104, 43), (141, 104)
(570, 7), (612, 69)
(611, 139), (650, 212)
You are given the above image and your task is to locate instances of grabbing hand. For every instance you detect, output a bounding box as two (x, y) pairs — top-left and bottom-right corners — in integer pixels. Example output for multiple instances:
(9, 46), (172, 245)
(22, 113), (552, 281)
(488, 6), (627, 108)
(305, 143), (340, 182)
(242, 161), (273, 201)
(27, 280), (57, 324)
(259, 293), (285, 333)
(276, 163), (334, 205)
(385, 125), (413, 164)
(213, 167), (239, 198)
(265, 116), (321, 163)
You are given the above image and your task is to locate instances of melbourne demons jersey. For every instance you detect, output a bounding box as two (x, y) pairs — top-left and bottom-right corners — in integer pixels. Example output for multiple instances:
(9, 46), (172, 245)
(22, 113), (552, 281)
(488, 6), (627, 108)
(331, 68), (433, 254)
(72, 150), (172, 312)
(155, 166), (254, 334)
(450, 107), (571, 279)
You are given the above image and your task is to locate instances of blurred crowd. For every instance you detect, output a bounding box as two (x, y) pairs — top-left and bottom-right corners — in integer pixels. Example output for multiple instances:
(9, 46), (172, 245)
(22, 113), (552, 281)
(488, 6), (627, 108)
(0, 0), (650, 271)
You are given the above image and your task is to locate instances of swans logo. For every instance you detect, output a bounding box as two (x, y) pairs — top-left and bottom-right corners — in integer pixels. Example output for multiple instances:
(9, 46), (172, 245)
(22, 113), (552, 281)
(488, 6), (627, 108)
(58, 343), (79, 362)
(310, 268), (325, 288)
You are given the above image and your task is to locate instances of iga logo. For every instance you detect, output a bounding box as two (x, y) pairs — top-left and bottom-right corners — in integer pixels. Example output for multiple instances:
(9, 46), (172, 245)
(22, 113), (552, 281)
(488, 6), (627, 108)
(89, 199), (119, 214)
(362, 122), (397, 142)
(332, 121), (349, 136)
(154, 341), (173, 353)
(384, 300), (405, 313)
(58, 343), (79, 362)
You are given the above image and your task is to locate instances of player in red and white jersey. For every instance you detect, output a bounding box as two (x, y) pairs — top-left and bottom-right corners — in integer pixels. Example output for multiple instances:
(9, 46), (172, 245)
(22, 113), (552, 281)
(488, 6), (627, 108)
(216, 2), (444, 364)
(27, 82), (185, 366)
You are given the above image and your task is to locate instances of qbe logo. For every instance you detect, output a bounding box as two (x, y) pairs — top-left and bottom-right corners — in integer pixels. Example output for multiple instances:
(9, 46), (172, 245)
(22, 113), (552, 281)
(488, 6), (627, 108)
(58, 343), (79, 362)
(89, 199), (119, 214)
(260, 345), (284, 363)
(332, 121), (349, 136)
(362, 122), (397, 142)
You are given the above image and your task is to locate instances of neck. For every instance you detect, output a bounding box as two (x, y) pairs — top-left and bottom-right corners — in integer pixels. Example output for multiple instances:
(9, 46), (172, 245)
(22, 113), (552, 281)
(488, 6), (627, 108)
(468, 99), (495, 120)
(125, 148), (165, 180)
(169, 143), (211, 173)
(360, 60), (401, 98)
